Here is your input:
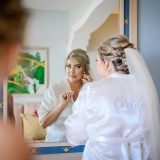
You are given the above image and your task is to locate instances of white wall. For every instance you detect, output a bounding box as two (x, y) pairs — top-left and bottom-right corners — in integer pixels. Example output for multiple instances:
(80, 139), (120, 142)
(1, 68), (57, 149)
(14, 9), (69, 104)
(69, 0), (94, 32)
(87, 14), (119, 80)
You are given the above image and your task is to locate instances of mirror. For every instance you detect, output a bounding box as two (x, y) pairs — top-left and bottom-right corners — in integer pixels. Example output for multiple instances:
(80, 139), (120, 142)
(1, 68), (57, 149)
(9, 0), (119, 142)
(3, 0), (133, 153)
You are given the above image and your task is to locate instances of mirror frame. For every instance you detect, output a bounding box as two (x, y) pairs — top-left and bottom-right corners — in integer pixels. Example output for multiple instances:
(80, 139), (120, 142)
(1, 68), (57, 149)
(1, 0), (137, 156)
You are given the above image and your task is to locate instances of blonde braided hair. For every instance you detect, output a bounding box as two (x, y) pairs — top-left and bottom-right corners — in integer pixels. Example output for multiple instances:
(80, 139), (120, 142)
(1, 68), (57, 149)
(98, 35), (134, 74)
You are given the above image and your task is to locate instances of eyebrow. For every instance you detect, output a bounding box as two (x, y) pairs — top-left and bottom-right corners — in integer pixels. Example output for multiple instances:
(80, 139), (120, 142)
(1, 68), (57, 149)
(66, 63), (81, 66)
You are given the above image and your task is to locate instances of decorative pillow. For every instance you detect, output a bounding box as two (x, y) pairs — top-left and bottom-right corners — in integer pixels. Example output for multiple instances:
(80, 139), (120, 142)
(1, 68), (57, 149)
(33, 110), (39, 117)
(20, 113), (46, 140)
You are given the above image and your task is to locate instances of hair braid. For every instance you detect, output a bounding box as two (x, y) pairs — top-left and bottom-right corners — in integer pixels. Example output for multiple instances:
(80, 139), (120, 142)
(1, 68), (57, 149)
(98, 35), (134, 74)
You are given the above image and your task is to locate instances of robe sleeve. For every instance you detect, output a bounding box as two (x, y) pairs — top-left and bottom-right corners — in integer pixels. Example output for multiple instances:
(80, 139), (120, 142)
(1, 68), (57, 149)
(64, 84), (90, 146)
(37, 84), (56, 122)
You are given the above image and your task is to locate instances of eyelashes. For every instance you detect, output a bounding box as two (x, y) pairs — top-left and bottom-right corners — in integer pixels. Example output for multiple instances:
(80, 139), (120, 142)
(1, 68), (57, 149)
(75, 65), (81, 68)
(66, 64), (81, 68)
(66, 65), (71, 68)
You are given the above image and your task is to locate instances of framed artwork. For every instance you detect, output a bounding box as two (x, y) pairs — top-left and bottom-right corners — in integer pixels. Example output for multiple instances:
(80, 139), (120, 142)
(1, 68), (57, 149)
(8, 47), (48, 96)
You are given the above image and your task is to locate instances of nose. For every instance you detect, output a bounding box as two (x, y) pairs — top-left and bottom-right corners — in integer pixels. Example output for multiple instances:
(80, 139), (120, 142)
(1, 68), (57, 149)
(70, 67), (75, 74)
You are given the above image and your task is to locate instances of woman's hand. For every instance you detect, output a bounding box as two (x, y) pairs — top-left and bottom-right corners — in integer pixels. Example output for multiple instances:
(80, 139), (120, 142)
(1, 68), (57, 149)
(82, 73), (93, 84)
(40, 91), (74, 129)
(60, 91), (74, 107)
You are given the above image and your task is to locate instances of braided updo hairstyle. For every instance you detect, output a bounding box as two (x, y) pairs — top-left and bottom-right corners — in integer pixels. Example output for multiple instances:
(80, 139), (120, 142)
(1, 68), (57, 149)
(65, 49), (90, 75)
(98, 35), (134, 74)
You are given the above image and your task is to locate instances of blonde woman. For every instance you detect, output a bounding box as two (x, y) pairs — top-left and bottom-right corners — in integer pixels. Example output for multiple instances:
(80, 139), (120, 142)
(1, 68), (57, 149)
(38, 49), (92, 142)
(64, 35), (160, 160)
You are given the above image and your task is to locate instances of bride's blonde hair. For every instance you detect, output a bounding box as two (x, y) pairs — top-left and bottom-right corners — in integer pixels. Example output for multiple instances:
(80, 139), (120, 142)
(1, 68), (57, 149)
(98, 35), (135, 74)
(65, 49), (90, 75)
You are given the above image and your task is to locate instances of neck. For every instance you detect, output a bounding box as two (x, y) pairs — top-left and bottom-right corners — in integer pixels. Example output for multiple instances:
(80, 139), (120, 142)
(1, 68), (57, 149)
(107, 62), (116, 76)
(68, 80), (82, 101)
(68, 80), (82, 91)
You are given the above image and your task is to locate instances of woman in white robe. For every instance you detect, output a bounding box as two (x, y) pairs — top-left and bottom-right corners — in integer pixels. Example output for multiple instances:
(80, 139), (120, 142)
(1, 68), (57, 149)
(64, 35), (160, 160)
(38, 49), (92, 142)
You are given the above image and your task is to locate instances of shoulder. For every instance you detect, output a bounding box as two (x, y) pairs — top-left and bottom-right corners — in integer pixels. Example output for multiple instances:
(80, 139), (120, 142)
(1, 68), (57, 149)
(81, 81), (99, 92)
(48, 80), (66, 89)
(83, 79), (104, 88)
(47, 80), (68, 94)
(81, 74), (120, 90)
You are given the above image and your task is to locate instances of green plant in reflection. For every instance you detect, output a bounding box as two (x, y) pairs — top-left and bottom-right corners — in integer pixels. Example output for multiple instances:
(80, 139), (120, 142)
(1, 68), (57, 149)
(8, 52), (45, 94)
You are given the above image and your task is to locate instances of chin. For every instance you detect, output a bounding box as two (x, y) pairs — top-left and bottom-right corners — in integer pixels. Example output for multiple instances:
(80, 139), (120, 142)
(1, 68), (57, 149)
(68, 78), (81, 83)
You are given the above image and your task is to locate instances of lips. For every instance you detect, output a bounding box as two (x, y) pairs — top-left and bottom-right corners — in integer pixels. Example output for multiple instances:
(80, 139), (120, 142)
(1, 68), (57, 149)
(69, 75), (76, 78)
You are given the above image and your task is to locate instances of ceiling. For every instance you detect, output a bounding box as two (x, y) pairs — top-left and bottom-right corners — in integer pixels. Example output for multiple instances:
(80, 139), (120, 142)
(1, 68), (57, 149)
(22, 0), (83, 11)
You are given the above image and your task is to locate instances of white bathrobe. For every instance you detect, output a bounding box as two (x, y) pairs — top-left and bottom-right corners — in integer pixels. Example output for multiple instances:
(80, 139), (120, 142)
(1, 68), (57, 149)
(38, 80), (74, 142)
(64, 73), (151, 160)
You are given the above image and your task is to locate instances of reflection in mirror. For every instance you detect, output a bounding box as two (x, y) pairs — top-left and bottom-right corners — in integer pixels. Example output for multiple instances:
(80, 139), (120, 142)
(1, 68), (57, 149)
(38, 48), (91, 142)
(5, 0), (119, 146)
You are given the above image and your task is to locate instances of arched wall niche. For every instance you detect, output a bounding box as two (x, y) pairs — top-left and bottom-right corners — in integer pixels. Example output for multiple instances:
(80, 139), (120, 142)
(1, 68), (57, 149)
(67, 0), (119, 52)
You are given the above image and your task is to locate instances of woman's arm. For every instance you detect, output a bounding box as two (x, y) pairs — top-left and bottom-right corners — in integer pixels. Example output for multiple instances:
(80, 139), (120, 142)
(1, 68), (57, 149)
(40, 91), (74, 129)
(64, 85), (89, 146)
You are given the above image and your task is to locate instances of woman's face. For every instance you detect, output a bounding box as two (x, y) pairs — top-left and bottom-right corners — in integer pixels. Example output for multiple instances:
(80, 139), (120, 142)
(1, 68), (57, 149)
(96, 54), (108, 78)
(66, 57), (83, 83)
